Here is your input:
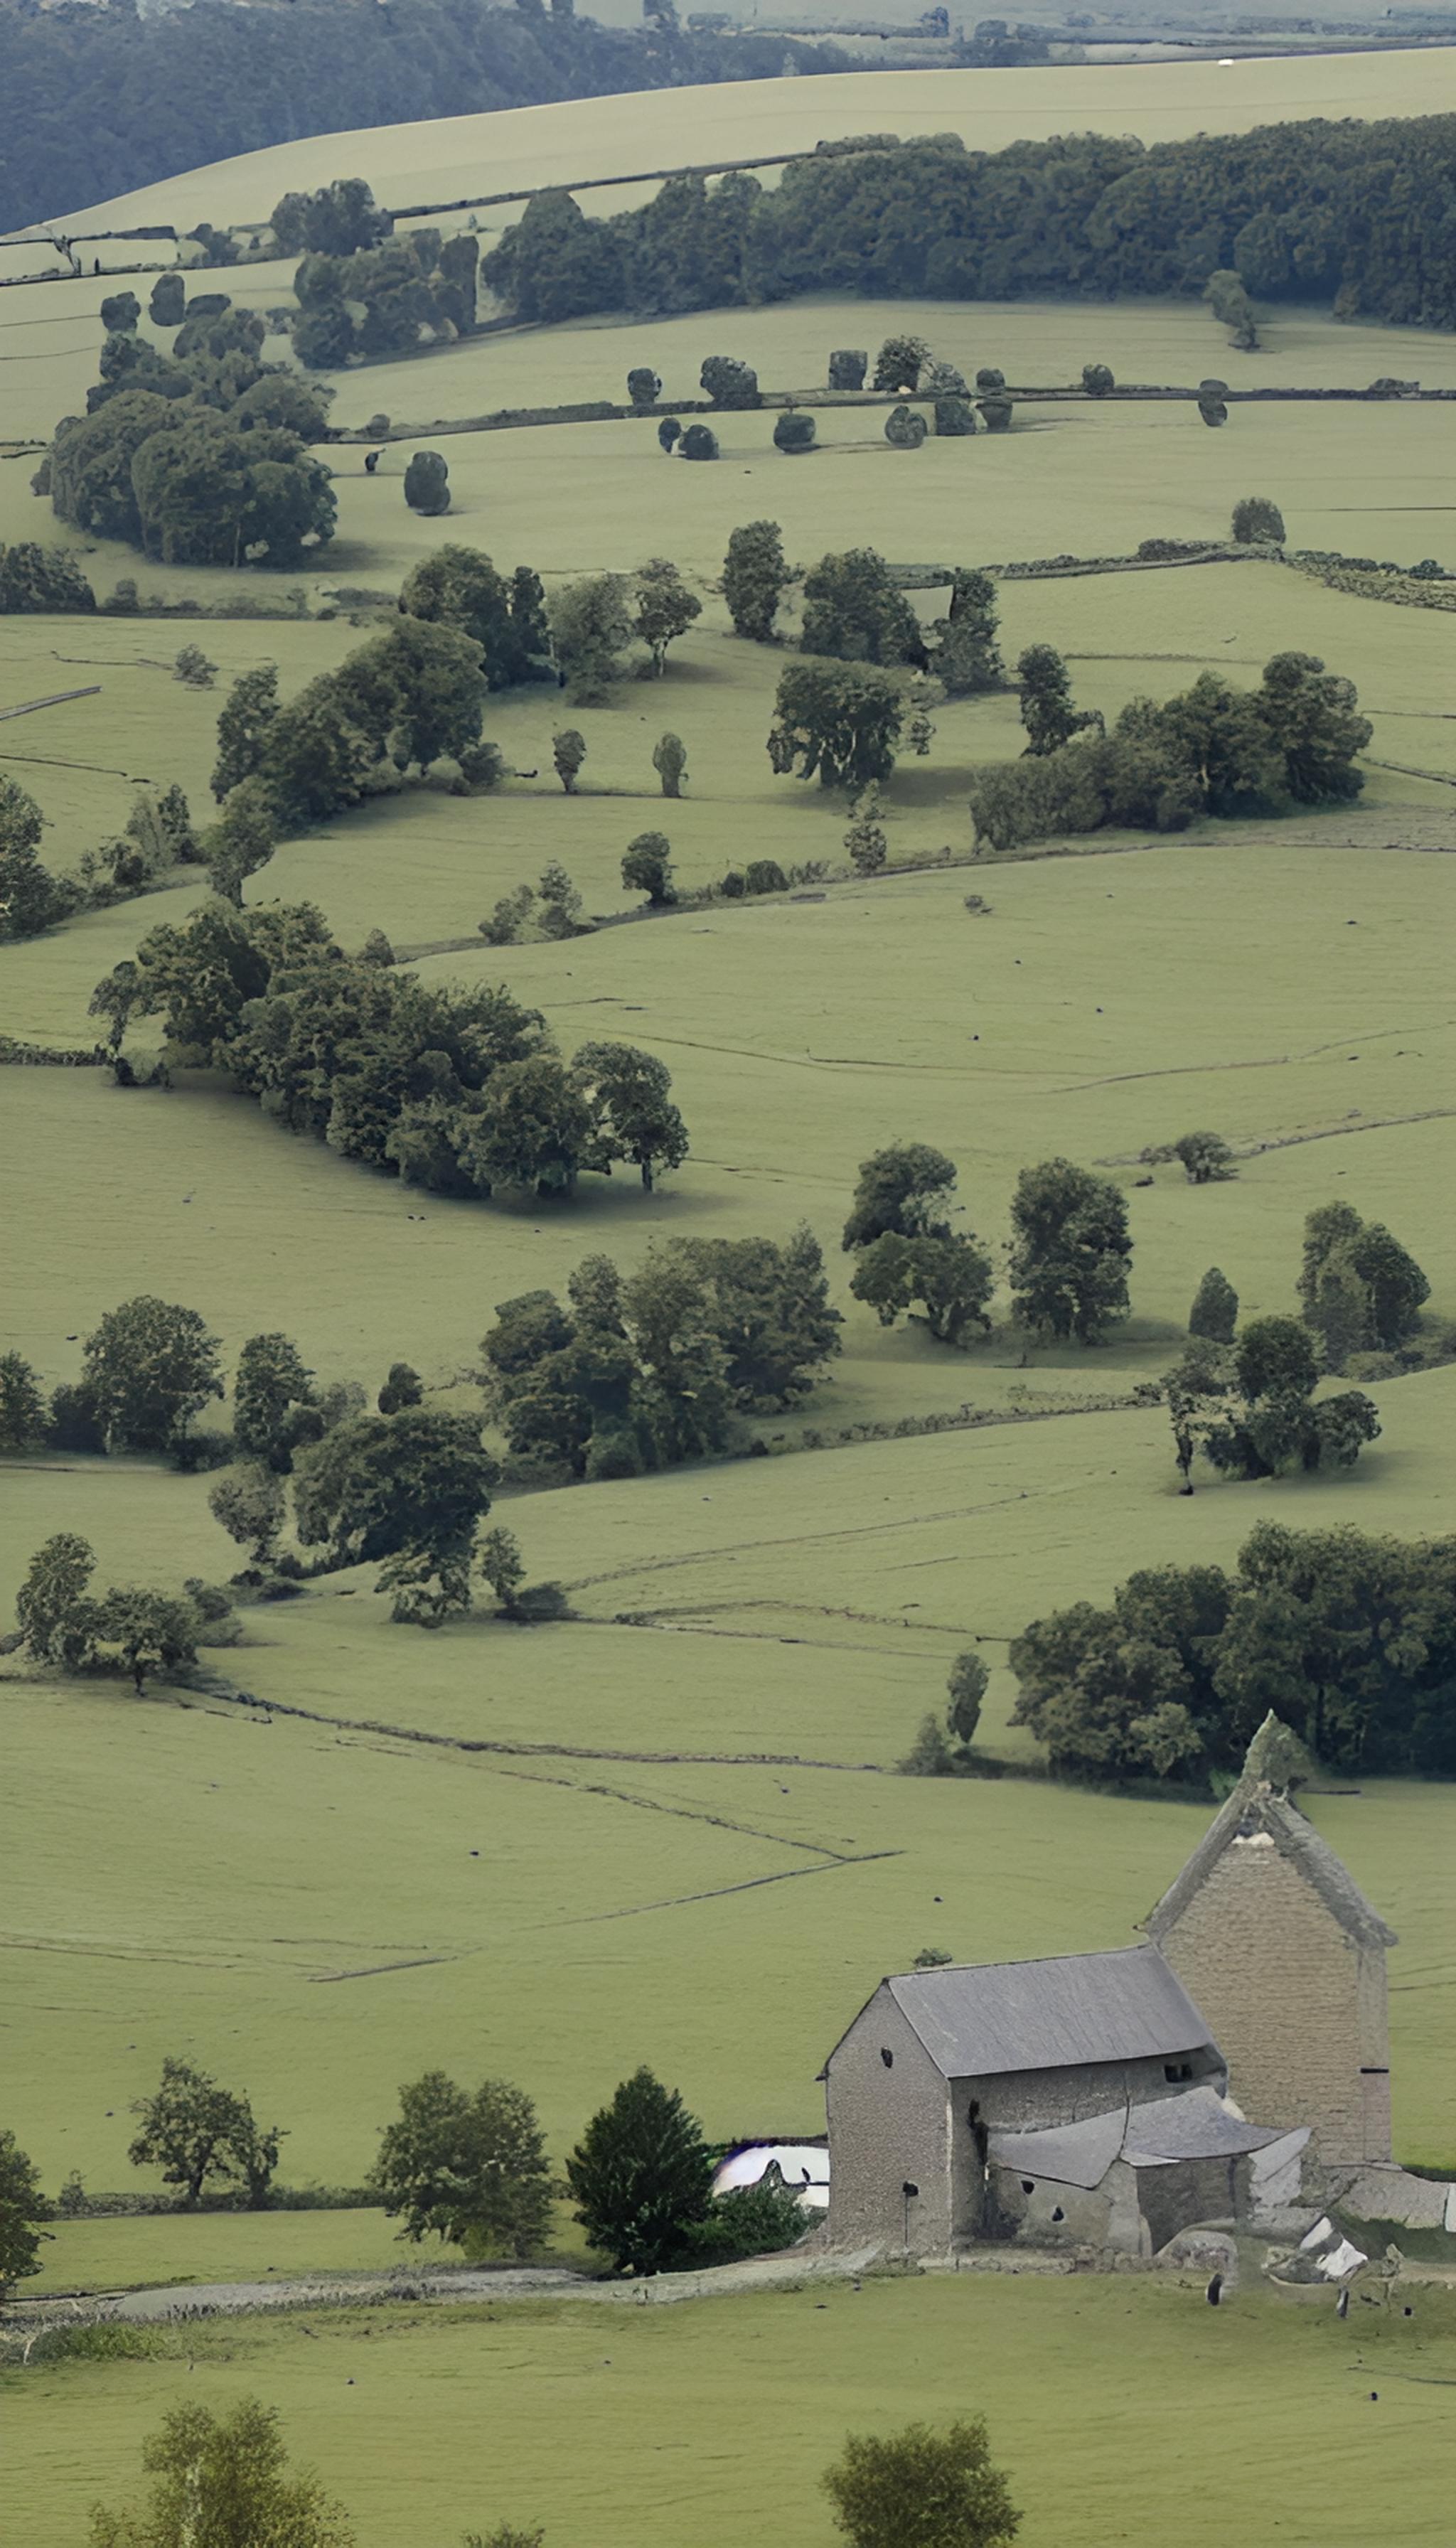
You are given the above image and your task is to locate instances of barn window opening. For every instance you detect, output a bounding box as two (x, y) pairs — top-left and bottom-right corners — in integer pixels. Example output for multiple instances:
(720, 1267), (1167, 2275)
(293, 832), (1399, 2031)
(880, 2048), (894, 2069)
(1021, 2179), (1036, 2195)
(1164, 2062), (1193, 2083)
(1051, 2205), (1066, 2223)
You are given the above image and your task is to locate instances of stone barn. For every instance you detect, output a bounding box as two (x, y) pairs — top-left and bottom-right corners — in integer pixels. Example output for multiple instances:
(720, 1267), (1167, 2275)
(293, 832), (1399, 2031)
(1143, 1771), (1398, 2164)
(820, 1944), (1305, 2259)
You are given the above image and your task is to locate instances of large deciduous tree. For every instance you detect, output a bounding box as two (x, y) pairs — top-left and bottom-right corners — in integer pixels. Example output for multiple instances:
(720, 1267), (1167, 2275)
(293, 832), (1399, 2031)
(723, 519), (790, 642)
(80, 1296), (224, 1453)
(128, 2057), (283, 2208)
(633, 557), (701, 674)
(1008, 1161), (1132, 1344)
(768, 662), (903, 791)
(800, 548), (924, 667)
(0, 2131), (50, 2298)
(574, 1041), (688, 1190)
(368, 2072), (553, 2257)
(89, 2400), (353, 2548)
(292, 1408), (498, 1568)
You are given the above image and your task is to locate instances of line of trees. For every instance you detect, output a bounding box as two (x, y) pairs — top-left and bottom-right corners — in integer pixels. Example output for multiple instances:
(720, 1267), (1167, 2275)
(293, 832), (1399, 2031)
(87, 901), (688, 1204)
(968, 646), (1371, 849)
(1009, 1521), (1456, 1782)
(482, 1233), (841, 1482)
(480, 116), (1456, 332)
(842, 1145), (1135, 1348)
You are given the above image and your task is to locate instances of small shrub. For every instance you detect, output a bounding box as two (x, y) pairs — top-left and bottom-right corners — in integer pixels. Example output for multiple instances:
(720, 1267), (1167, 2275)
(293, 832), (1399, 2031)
(744, 858), (788, 894)
(1082, 362), (1115, 395)
(680, 424), (719, 461)
(773, 412), (817, 454)
(403, 451), (450, 515)
(173, 643), (216, 687)
(657, 417), (682, 453)
(899, 1713), (953, 1774)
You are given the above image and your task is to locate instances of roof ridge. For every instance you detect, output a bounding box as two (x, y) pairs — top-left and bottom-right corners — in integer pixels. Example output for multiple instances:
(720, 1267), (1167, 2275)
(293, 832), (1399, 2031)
(1143, 1773), (1398, 1949)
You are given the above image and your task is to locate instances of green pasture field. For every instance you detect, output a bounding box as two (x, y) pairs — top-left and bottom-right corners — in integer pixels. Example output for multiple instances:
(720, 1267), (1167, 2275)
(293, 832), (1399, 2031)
(7, 2271), (1456, 2548)
(1, 95), (1453, 2544)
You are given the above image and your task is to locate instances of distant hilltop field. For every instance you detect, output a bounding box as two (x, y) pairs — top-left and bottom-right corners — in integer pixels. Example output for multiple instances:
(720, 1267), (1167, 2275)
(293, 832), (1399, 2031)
(37, 48), (1456, 237)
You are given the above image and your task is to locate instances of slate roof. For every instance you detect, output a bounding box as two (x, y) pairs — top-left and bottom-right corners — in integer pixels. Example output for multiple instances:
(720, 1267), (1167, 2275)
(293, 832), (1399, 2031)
(847, 1945), (1217, 2082)
(1144, 1778), (1398, 1951)
(987, 2086), (1306, 2190)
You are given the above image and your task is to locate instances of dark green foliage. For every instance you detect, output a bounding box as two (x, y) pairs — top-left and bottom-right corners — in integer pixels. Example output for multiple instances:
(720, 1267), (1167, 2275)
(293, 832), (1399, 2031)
(843, 1145), (958, 1248)
(621, 831), (675, 905)
(574, 1041), (688, 1189)
(657, 417), (682, 453)
(1164, 1315), (1380, 1488)
(653, 731), (687, 797)
(1012, 1521), (1456, 1779)
(16, 1532), (98, 1668)
(550, 574), (632, 695)
(723, 520), (789, 643)
(1017, 643), (1098, 756)
(627, 366), (662, 407)
(49, 299), (336, 569)
(975, 368), (1005, 392)
(100, 291), (140, 334)
(293, 1408), (498, 1567)
(481, 188), (626, 326)
(148, 273), (186, 329)
(1189, 1266), (1238, 1344)
(400, 546), (552, 690)
(80, 1295), (224, 1453)
(0, 774), (77, 941)
(968, 651), (1370, 850)
(208, 1462), (287, 1565)
(884, 402), (928, 448)
(128, 2057), (282, 2207)
(552, 729), (587, 792)
(272, 176), (391, 258)
(824, 2419), (1021, 2548)
(566, 2067), (714, 2273)
(828, 349), (867, 389)
(92, 1585), (203, 1693)
(1082, 362), (1114, 395)
(1205, 266), (1258, 348)
(947, 1651), (989, 1747)
(1299, 1201), (1430, 1363)
(773, 411), (817, 453)
(934, 572), (1002, 696)
(802, 550), (924, 668)
(1233, 495), (1285, 545)
(744, 859), (788, 895)
(852, 1233), (995, 1347)
(769, 662), (904, 791)
(680, 423), (719, 460)
(368, 2072), (552, 2257)
(872, 334), (930, 390)
(483, 1230), (837, 1477)
(87, 2399), (350, 2548)
(404, 450), (450, 515)
(684, 2178), (808, 2262)
(843, 794), (884, 869)
(978, 395), (1013, 432)
(1009, 1159), (1132, 1344)
(1172, 1130), (1235, 1184)
(0, 2132), (49, 2298)
(0, 1351), (48, 1451)
(377, 1361), (424, 1415)
(634, 557), (701, 673)
(0, 541), (95, 614)
(700, 355), (760, 407)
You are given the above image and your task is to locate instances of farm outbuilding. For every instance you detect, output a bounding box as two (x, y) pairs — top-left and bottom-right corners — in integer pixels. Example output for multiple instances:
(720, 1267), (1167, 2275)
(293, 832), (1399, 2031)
(820, 1943), (1303, 2258)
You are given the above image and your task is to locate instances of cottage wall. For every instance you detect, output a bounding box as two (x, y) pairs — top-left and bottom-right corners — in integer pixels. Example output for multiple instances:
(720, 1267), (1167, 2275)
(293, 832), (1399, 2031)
(957, 2047), (1224, 2132)
(1154, 1835), (1389, 2161)
(825, 1984), (953, 2254)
